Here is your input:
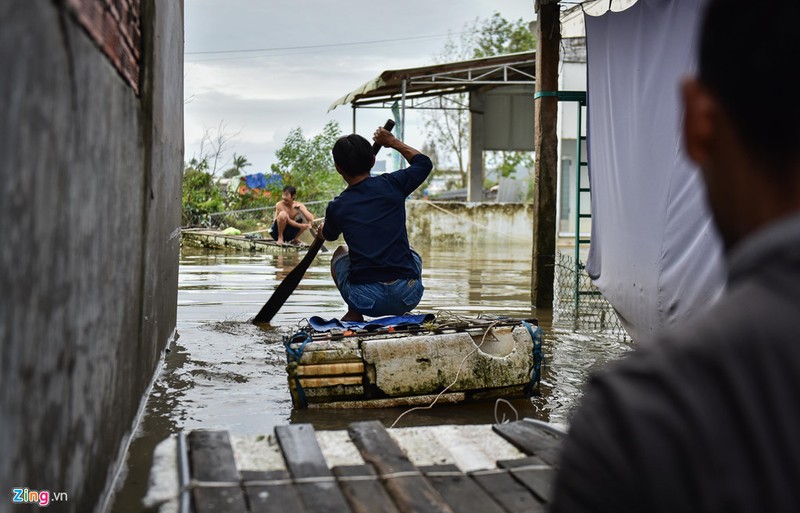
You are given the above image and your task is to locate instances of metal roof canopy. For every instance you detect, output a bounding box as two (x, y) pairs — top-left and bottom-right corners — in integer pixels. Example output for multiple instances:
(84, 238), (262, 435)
(329, 51), (536, 203)
(328, 51), (536, 112)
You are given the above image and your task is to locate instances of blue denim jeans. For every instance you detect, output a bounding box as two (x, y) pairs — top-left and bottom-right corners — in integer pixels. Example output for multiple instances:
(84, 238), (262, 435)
(332, 250), (424, 317)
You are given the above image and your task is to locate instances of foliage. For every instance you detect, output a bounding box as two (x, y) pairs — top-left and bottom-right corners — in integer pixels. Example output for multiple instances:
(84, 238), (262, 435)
(225, 187), (273, 213)
(202, 121), (240, 175)
(423, 12), (536, 188)
(222, 153), (251, 178)
(488, 151), (536, 180)
(270, 121), (343, 206)
(472, 13), (537, 58)
(181, 120), (346, 230)
(423, 95), (470, 186)
(182, 162), (224, 227)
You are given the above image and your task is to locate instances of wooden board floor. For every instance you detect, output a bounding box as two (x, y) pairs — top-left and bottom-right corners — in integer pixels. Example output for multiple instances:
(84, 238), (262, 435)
(169, 419), (565, 513)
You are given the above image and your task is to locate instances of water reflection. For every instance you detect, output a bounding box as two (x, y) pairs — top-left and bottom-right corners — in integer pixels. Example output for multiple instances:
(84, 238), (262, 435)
(109, 241), (632, 512)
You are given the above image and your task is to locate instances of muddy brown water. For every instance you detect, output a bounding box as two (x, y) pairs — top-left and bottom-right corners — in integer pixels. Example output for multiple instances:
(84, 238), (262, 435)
(108, 241), (632, 512)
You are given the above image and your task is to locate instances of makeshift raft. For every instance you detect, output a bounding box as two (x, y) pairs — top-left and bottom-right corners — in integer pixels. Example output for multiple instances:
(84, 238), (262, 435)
(284, 317), (543, 409)
(144, 418), (565, 513)
(181, 228), (307, 253)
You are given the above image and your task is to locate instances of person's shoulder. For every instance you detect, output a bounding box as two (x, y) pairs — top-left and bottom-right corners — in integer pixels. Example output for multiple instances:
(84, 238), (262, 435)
(412, 153), (433, 165)
(325, 194), (343, 212)
(403, 153), (432, 172)
(586, 278), (791, 412)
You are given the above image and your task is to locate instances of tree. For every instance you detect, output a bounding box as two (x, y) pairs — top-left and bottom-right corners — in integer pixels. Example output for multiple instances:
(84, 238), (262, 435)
(222, 153), (251, 178)
(489, 151), (536, 179)
(192, 121), (241, 176)
(270, 121), (343, 212)
(181, 166), (224, 227)
(472, 13), (536, 58)
(423, 13), (536, 188)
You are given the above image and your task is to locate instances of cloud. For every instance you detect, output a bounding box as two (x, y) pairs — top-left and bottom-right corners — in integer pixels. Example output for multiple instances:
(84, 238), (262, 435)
(184, 0), (536, 171)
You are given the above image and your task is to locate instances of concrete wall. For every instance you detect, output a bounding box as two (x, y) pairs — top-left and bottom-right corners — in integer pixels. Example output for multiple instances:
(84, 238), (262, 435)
(406, 201), (533, 246)
(0, 1), (183, 511)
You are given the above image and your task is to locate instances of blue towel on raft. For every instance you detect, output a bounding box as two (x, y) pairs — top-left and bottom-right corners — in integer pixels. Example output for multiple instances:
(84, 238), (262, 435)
(307, 314), (435, 332)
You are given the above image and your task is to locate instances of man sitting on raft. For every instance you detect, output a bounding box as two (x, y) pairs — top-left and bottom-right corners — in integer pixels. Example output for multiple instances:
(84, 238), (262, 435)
(318, 126), (433, 322)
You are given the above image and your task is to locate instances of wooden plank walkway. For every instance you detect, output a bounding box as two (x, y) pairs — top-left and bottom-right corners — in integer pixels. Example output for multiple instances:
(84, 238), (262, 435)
(165, 419), (564, 513)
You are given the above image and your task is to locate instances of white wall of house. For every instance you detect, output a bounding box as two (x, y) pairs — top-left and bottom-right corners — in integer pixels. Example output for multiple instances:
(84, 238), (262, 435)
(556, 0), (640, 244)
(556, 39), (590, 240)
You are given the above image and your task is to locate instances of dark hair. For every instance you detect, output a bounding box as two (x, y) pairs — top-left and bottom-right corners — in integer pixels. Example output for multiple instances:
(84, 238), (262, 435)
(699, 0), (800, 169)
(282, 185), (296, 197)
(332, 134), (373, 177)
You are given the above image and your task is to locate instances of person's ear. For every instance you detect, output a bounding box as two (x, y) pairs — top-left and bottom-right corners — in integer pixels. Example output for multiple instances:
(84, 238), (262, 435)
(371, 155), (375, 168)
(682, 77), (718, 167)
(335, 163), (343, 175)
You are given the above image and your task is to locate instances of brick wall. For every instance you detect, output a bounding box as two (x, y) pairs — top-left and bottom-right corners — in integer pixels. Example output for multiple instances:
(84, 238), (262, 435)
(64, 0), (142, 94)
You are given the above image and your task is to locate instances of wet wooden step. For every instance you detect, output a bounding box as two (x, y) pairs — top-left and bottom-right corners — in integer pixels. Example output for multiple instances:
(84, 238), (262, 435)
(276, 424), (353, 513)
(492, 419), (564, 466)
(348, 420), (453, 513)
(187, 430), (248, 513)
(163, 418), (564, 513)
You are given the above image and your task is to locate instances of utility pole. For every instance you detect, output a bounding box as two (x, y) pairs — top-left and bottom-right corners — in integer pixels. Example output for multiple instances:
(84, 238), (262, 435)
(531, 0), (561, 309)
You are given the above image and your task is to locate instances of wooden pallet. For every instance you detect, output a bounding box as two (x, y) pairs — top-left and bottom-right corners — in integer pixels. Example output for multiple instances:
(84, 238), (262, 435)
(169, 419), (564, 513)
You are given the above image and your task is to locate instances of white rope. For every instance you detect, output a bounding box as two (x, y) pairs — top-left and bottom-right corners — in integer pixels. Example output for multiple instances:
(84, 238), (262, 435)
(186, 463), (555, 490)
(493, 398), (520, 425)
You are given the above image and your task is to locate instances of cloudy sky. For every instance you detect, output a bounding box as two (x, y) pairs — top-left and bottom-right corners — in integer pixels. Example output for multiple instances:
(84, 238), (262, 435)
(184, 0), (537, 174)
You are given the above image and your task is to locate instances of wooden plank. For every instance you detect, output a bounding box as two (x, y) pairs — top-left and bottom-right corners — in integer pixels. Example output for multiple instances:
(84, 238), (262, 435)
(299, 375), (363, 388)
(470, 469), (546, 513)
(296, 362), (364, 376)
(333, 464), (400, 513)
(275, 424), (353, 513)
(348, 420), (454, 513)
(419, 464), (506, 513)
(306, 392), (466, 410)
(187, 430), (248, 513)
(492, 421), (563, 466)
(290, 383), (365, 399)
(242, 470), (305, 513)
(497, 456), (557, 503)
(290, 340), (361, 360)
(297, 351), (362, 365)
(275, 424), (338, 478)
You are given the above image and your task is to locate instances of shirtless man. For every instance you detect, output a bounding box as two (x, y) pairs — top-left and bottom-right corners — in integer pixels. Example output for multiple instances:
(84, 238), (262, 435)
(269, 185), (315, 246)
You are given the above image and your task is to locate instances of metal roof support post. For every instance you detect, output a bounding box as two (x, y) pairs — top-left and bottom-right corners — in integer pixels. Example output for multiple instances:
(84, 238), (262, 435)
(531, 0), (561, 310)
(390, 78), (407, 171)
(400, 78), (407, 141)
(468, 91), (485, 202)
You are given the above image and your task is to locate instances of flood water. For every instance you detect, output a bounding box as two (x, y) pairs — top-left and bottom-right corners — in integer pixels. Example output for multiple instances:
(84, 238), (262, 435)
(109, 240), (632, 512)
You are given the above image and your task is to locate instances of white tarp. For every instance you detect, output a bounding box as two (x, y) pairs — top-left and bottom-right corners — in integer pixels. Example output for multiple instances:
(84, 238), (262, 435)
(584, 0), (725, 342)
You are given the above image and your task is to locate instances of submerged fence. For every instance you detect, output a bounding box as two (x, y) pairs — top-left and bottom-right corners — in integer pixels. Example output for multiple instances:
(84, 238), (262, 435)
(205, 206), (270, 230)
(553, 252), (629, 340)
